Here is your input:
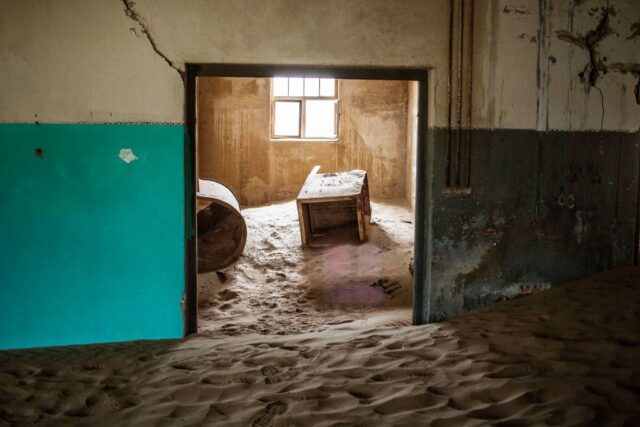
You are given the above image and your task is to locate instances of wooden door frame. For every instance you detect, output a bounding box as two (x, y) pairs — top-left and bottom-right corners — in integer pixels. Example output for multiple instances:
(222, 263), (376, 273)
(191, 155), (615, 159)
(184, 64), (433, 334)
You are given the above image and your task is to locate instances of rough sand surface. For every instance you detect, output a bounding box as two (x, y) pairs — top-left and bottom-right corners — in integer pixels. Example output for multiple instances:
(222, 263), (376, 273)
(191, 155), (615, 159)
(1, 267), (639, 426)
(198, 200), (414, 336)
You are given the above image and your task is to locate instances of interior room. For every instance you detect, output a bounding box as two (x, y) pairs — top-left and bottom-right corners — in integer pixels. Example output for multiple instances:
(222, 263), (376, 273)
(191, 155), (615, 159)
(1, 1), (639, 425)
(195, 76), (418, 335)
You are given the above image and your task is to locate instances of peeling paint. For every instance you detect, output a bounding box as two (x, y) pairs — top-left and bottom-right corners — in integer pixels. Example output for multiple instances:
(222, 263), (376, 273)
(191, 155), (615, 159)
(574, 209), (588, 244)
(497, 281), (551, 301)
(430, 127), (638, 322)
(557, 6), (640, 108)
(502, 5), (528, 15)
(119, 148), (138, 163)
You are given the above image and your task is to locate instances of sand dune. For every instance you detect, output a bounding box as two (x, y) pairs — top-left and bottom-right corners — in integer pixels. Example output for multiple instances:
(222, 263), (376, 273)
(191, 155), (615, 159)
(1, 267), (639, 426)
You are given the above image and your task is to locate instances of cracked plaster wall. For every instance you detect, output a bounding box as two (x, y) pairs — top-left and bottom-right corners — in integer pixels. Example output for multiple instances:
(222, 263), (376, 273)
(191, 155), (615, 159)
(471, 0), (640, 131)
(1, 0), (637, 131)
(426, 0), (640, 322)
(0, 0), (449, 125)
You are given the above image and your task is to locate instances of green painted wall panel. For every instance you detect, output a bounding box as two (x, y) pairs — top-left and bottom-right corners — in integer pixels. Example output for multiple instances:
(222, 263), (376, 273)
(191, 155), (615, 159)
(0, 124), (185, 350)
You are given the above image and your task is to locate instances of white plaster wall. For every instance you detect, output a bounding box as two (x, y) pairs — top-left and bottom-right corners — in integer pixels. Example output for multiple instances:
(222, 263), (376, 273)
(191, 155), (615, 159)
(544, 0), (640, 131)
(1, 0), (638, 131)
(0, 0), (183, 123)
(471, 0), (639, 132)
(0, 0), (450, 125)
(472, 0), (541, 130)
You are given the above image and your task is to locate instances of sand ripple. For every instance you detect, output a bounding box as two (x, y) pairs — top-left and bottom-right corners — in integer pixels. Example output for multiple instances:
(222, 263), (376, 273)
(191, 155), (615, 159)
(0, 267), (639, 426)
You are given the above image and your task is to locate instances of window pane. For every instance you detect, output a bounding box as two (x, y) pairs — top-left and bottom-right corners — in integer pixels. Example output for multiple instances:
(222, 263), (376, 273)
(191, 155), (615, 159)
(304, 78), (319, 96)
(320, 78), (335, 97)
(289, 78), (304, 96)
(305, 100), (336, 138)
(273, 77), (288, 96)
(274, 101), (300, 136)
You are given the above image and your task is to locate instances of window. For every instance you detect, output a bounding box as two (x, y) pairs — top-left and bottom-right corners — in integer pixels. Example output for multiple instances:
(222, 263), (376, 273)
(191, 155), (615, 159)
(271, 77), (338, 140)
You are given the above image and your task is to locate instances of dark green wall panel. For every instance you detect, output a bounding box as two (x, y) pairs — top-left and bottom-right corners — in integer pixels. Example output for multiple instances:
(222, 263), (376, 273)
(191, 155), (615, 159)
(429, 128), (639, 322)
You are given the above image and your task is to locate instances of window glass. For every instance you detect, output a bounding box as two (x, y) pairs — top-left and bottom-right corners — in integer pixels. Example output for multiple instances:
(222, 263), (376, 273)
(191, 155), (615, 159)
(288, 78), (304, 96)
(320, 78), (336, 97)
(305, 100), (336, 138)
(304, 78), (319, 96)
(274, 101), (300, 136)
(272, 77), (289, 96)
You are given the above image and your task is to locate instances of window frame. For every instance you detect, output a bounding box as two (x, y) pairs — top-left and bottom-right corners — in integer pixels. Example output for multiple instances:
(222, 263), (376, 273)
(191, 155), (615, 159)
(270, 78), (339, 141)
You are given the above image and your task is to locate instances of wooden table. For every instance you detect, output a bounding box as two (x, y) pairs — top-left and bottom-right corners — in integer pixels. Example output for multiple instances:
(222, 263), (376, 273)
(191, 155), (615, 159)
(296, 166), (371, 246)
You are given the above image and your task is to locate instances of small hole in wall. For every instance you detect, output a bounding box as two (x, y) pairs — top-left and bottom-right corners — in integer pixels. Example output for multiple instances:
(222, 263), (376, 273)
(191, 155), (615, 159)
(34, 148), (43, 158)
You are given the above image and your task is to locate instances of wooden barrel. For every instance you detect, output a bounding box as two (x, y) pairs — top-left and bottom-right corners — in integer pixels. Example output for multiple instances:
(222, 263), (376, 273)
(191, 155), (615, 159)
(196, 179), (247, 272)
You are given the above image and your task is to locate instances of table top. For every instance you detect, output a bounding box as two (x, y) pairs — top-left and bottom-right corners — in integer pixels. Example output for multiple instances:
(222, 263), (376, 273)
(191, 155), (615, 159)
(297, 169), (367, 202)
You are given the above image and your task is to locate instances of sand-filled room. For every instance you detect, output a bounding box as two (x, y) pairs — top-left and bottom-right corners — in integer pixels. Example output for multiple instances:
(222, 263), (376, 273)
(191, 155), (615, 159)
(1, 1), (639, 426)
(194, 76), (419, 335)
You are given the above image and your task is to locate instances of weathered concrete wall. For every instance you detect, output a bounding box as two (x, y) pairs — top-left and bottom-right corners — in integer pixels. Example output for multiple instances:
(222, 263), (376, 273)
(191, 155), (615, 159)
(196, 77), (273, 206)
(427, 128), (639, 321)
(470, 0), (640, 131)
(0, 0), (451, 125)
(1, 0), (637, 131)
(422, 0), (640, 322)
(338, 80), (409, 199)
(197, 78), (409, 205)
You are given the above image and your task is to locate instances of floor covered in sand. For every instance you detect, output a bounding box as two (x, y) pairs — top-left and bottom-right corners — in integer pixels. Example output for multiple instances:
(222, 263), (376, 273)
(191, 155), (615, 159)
(197, 200), (415, 336)
(1, 267), (639, 426)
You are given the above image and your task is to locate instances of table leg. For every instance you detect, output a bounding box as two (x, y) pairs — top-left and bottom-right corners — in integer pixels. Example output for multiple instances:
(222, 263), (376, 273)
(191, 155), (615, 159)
(356, 197), (366, 242)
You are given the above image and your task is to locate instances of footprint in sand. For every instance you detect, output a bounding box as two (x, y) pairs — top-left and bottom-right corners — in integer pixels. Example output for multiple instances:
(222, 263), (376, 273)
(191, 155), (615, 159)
(369, 279), (402, 298)
(261, 366), (298, 384)
(251, 400), (288, 427)
(217, 289), (240, 302)
(201, 374), (257, 385)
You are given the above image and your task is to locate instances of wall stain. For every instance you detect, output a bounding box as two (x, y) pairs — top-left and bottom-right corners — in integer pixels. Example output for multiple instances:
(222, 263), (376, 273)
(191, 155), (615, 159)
(453, 227), (505, 296)
(626, 21), (640, 40)
(502, 5), (528, 15)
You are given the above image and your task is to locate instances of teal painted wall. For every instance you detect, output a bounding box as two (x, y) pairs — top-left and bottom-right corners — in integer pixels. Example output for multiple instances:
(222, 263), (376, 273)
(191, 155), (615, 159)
(0, 124), (185, 350)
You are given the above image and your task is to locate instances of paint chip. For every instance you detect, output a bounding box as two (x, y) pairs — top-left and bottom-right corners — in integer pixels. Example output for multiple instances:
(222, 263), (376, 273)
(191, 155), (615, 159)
(119, 148), (138, 163)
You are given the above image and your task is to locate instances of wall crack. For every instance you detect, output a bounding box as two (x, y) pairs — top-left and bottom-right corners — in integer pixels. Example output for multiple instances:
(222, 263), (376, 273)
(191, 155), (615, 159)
(557, 6), (613, 127)
(557, 5), (640, 108)
(557, 6), (612, 88)
(121, 0), (185, 81)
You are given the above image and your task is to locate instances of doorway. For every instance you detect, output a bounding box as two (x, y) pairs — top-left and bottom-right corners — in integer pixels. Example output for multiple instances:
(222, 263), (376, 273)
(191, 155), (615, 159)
(184, 65), (430, 335)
